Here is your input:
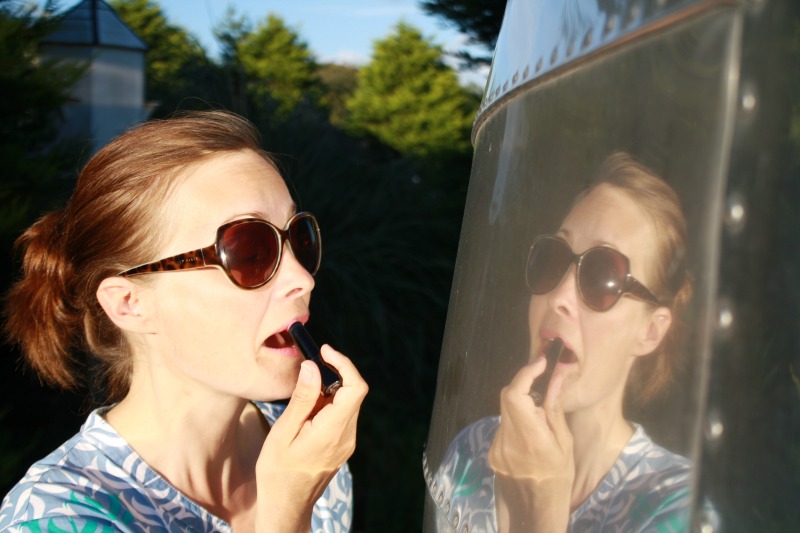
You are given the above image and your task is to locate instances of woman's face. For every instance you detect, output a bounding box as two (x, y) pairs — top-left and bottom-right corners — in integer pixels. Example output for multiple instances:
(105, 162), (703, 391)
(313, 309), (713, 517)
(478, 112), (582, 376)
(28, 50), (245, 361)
(528, 184), (666, 414)
(142, 149), (314, 402)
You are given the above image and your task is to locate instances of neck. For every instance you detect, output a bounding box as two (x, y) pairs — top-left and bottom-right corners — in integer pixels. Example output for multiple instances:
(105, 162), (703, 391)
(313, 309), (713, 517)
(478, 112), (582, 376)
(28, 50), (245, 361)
(104, 363), (268, 524)
(566, 401), (633, 510)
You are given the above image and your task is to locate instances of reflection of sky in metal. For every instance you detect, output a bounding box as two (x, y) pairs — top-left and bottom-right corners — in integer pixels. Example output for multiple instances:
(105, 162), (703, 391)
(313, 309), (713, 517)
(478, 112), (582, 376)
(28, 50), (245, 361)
(479, 0), (708, 121)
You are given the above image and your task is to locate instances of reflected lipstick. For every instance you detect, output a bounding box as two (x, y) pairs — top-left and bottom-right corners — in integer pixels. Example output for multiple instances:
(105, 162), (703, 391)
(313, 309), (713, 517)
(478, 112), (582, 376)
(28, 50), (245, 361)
(530, 338), (564, 406)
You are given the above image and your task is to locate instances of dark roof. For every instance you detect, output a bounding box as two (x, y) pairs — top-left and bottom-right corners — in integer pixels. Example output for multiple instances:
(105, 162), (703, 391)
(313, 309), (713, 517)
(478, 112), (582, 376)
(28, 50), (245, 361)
(43, 0), (147, 50)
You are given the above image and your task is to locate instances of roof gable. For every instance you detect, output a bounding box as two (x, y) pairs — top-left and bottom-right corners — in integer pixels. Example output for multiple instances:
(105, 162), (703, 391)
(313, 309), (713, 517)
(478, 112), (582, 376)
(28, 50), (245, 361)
(43, 0), (147, 50)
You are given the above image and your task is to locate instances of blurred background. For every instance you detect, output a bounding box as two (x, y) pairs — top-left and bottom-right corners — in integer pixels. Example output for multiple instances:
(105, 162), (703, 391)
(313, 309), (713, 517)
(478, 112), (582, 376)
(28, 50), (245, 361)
(0, 0), (506, 531)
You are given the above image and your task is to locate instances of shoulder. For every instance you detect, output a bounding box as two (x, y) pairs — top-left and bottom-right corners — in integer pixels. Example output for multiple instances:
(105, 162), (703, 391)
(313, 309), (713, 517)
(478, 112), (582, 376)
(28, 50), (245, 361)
(571, 425), (692, 532)
(0, 409), (214, 533)
(0, 411), (141, 530)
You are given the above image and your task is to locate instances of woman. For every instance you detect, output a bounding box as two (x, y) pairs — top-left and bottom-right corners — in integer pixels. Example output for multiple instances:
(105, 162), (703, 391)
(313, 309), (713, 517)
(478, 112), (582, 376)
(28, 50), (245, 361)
(428, 152), (692, 532)
(0, 111), (368, 532)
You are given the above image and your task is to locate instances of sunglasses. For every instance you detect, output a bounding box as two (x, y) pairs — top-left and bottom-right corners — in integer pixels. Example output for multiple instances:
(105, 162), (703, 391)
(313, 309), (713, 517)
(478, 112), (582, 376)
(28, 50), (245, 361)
(525, 235), (662, 312)
(119, 212), (321, 289)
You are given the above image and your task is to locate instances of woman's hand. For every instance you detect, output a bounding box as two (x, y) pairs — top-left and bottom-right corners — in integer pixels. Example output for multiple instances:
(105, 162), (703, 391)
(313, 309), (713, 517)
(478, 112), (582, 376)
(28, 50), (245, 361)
(488, 358), (574, 533)
(255, 345), (368, 533)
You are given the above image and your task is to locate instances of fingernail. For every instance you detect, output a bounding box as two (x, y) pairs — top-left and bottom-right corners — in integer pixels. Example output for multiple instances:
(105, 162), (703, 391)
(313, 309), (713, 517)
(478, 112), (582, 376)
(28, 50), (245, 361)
(299, 361), (314, 383)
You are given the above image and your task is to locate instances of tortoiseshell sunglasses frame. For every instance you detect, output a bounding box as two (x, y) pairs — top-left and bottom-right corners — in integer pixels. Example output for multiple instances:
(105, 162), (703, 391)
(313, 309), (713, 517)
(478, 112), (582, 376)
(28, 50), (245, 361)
(118, 212), (321, 289)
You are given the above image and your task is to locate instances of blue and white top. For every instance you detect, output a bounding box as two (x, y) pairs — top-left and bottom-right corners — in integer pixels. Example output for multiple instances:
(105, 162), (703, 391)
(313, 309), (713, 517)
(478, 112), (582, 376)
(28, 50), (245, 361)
(424, 416), (691, 533)
(0, 402), (352, 533)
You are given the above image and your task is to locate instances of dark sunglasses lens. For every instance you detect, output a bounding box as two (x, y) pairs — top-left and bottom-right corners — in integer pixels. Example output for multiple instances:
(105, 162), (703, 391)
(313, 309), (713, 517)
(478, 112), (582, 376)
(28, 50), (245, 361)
(288, 215), (321, 275)
(527, 238), (573, 294)
(222, 222), (279, 287)
(579, 248), (627, 311)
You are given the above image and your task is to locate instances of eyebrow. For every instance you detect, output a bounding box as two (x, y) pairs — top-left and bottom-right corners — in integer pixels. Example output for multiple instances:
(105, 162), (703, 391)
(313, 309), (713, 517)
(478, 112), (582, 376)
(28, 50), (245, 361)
(222, 204), (298, 225)
(555, 228), (618, 251)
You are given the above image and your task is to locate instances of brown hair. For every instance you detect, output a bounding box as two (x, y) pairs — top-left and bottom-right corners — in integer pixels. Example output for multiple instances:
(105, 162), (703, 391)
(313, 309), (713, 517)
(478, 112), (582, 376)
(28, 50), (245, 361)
(4, 110), (276, 402)
(582, 152), (692, 404)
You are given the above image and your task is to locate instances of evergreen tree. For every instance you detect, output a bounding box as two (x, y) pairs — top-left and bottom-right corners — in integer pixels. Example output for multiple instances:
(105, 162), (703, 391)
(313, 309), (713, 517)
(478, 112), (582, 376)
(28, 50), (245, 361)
(0, 0), (85, 241)
(110, 0), (222, 115)
(345, 22), (475, 159)
(316, 63), (358, 127)
(237, 14), (319, 116)
(421, 0), (505, 67)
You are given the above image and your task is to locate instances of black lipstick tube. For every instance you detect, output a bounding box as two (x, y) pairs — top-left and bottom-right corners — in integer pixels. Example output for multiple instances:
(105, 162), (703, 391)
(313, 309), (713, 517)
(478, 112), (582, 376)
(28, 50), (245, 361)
(288, 322), (342, 397)
(530, 338), (564, 406)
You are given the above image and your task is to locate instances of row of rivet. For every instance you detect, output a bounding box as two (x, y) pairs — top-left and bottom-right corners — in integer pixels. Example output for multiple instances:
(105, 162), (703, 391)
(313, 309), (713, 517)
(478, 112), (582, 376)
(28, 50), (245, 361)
(697, 56), (760, 533)
(479, 0), (675, 115)
(423, 452), (468, 531)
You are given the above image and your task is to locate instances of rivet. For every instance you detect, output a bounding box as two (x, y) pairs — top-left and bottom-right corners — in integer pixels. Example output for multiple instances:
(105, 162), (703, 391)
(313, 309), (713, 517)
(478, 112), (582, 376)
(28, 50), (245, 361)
(705, 409), (724, 442)
(502, 81), (508, 92)
(696, 502), (721, 532)
(535, 58), (543, 73)
(461, 524), (469, 533)
(445, 500), (450, 514)
(452, 511), (459, 526)
(626, 3), (641, 27)
(566, 40), (575, 58)
(582, 28), (593, 50)
(522, 65), (530, 79)
(604, 15), (617, 37)
(437, 491), (444, 504)
(550, 46), (558, 65)
(717, 300), (734, 332)
(740, 84), (757, 114)
(724, 193), (746, 233)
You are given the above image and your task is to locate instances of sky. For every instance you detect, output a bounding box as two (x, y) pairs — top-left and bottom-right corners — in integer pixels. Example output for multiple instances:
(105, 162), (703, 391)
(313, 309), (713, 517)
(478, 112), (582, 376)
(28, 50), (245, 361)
(87, 0), (492, 88)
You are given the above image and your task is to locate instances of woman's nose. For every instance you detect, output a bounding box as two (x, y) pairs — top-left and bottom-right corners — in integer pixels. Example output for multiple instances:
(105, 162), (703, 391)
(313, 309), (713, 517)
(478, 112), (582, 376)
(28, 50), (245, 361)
(273, 243), (315, 298)
(547, 263), (579, 316)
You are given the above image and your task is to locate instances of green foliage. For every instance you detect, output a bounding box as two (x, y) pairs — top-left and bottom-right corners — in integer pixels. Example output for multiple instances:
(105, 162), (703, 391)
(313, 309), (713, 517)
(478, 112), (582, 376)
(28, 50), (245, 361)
(110, 0), (223, 115)
(316, 63), (358, 126)
(237, 13), (319, 116)
(0, 0), (84, 241)
(345, 22), (476, 159)
(421, 0), (504, 67)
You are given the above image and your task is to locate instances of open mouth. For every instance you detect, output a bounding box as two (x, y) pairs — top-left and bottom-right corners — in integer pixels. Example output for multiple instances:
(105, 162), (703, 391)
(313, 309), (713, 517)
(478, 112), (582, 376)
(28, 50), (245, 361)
(264, 329), (296, 349)
(542, 337), (578, 364)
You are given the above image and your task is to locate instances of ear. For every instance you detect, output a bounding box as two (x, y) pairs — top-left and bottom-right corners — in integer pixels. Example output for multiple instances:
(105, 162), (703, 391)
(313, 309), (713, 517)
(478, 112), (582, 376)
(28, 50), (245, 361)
(633, 306), (672, 357)
(96, 277), (156, 334)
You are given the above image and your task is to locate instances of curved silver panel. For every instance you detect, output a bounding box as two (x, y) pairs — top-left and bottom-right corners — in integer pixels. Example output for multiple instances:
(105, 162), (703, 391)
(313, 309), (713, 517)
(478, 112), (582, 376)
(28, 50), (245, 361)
(476, 0), (732, 136)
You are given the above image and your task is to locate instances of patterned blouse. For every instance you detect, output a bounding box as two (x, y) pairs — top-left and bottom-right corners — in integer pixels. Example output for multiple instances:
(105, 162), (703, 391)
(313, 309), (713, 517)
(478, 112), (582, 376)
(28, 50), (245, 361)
(0, 402), (352, 532)
(423, 417), (691, 533)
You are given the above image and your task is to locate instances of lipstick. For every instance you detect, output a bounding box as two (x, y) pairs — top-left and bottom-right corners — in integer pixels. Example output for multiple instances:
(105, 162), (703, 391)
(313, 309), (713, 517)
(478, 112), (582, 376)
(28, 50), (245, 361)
(530, 338), (564, 406)
(288, 322), (342, 397)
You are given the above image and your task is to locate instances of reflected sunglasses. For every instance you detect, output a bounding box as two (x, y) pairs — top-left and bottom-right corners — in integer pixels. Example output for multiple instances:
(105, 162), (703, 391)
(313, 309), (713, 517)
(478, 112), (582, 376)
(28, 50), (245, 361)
(119, 212), (321, 289)
(525, 235), (662, 312)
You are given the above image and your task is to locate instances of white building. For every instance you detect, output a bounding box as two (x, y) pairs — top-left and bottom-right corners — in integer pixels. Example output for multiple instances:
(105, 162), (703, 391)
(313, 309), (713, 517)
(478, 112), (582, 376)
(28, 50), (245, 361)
(42, 0), (151, 154)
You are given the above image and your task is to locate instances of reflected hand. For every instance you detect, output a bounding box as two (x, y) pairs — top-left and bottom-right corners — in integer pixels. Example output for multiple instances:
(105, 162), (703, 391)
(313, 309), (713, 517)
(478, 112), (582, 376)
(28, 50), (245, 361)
(255, 346), (368, 533)
(488, 358), (573, 533)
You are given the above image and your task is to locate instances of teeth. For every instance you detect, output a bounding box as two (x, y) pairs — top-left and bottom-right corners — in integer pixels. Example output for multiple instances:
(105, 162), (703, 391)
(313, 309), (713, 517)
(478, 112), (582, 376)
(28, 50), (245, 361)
(265, 330), (295, 349)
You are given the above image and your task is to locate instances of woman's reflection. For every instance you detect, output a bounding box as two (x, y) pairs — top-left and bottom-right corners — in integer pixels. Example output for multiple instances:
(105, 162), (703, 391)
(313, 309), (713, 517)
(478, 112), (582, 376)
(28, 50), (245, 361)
(431, 152), (693, 532)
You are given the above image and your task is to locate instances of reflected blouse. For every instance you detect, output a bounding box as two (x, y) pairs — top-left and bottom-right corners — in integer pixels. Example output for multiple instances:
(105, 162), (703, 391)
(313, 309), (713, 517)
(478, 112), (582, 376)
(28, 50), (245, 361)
(0, 402), (352, 533)
(424, 416), (691, 533)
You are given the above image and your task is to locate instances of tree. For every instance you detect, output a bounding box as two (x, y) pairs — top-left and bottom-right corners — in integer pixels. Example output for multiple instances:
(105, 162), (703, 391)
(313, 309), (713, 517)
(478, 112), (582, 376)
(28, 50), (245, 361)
(110, 0), (222, 115)
(421, 0), (505, 67)
(237, 13), (319, 116)
(0, 0), (85, 241)
(316, 63), (358, 126)
(345, 22), (475, 159)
